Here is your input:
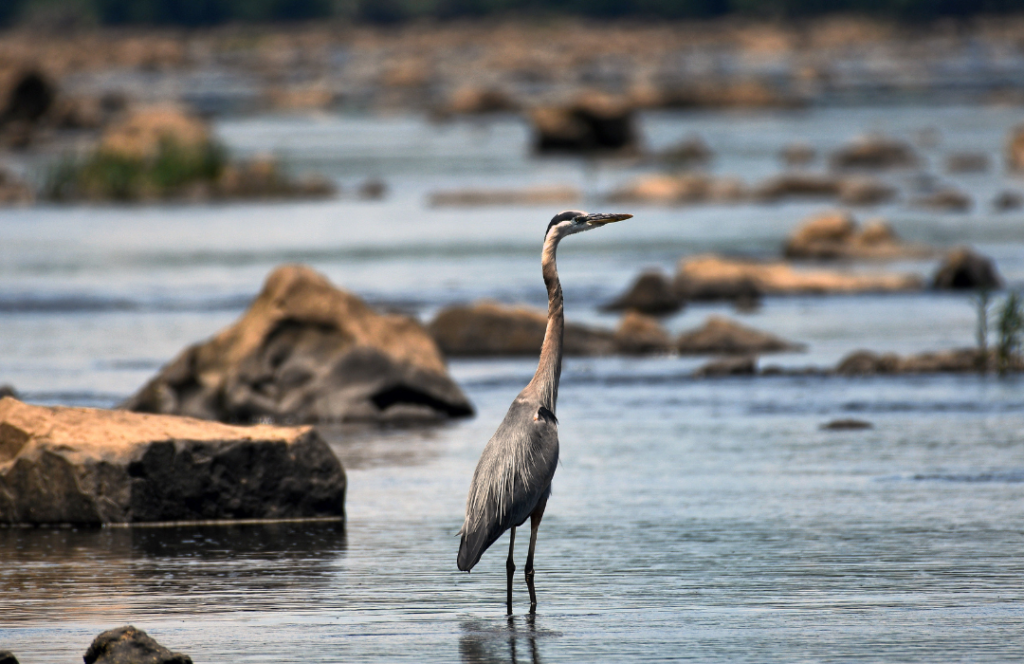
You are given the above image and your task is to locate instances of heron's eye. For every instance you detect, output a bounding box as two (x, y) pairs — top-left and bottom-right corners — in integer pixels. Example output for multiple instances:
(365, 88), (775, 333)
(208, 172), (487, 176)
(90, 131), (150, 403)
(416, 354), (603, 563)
(573, 216), (585, 224)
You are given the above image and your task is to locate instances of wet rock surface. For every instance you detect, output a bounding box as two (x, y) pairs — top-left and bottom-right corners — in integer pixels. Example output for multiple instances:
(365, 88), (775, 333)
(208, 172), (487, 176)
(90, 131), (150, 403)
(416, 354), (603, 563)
(613, 311), (673, 355)
(124, 265), (472, 424)
(677, 316), (803, 355)
(830, 135), (918, 170)
(84, 626), (192, 664)
(931, 248), (1002, 290)
(428, 301), (615, 357)
(834, 349), (984, 374)
(822, 418), (873, 430)
(601, 270), (683, 315)
(694, 355), (758, 377)
(0, 397), (346, 525)
(675, 254), (922, 297)
(913, 187), (972, 212)
(784, 210), (931, 260)
(531, 95), (637, 154)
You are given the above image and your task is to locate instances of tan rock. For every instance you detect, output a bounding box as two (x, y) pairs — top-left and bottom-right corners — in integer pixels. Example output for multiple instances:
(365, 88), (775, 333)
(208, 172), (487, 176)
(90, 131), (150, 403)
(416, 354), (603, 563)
(428, 185), (580, 207)
(830, 135), (918, 170)
(613, 311), (673, 355)
(676, 254), (923, 296)
(124, 265), (472, 424)
(100, 105), (210, 160)
(677, 315), (803, 355)
(607, 174), (745, 205)
(442, 86), (518, 115)
(0, 167), (34, 205)
(0, 397), (346, 525)
(428, 301), (615, 357)
(913, 187), (972, 212)
(784, 211), (932, 260)
(1006, 125), (1024, 171)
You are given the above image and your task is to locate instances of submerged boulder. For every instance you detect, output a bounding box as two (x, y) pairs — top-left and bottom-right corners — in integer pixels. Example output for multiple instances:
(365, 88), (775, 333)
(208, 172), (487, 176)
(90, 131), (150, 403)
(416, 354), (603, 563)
(601, 270), (683, 315)
(613, 311), (673, 355)
(830, 135), (918, 170)
(675, 254), (922, 297)
(0, 397), (346, 525)
(677, 316), (803, 355)
(429, 301), (615, 357)
(124, 265), (472, 424)
(84, 626), (192, 664)
(931, 248), (1002, 290)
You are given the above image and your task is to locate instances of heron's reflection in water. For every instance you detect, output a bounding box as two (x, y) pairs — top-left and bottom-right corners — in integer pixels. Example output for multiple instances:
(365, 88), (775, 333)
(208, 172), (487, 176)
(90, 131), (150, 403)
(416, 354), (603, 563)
(459, 615), (547, 664)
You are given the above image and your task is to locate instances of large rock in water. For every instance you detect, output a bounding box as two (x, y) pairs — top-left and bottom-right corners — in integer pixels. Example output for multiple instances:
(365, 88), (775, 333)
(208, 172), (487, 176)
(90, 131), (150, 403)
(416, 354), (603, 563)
(601, 270), (683, 315)
(428, 301), (615, 357)
(124, 265), (473, 424)
(931, 248), (1002, 290)
(783, 210), (932, 260)
(84, 626), (191, 664)
(530, 94), (637, 154)
(676, 316), (803, 355)
(675, 254), (922, 297)
(0, 397), (346, 525)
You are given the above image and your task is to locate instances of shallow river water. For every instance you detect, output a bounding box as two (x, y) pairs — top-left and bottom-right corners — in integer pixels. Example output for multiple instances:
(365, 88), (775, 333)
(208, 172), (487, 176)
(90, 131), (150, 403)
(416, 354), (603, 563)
(2, 105), (1024, 662)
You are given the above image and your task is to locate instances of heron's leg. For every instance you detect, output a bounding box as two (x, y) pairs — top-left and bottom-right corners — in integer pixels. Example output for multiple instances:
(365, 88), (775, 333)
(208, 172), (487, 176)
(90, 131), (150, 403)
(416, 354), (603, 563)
(506, 526), (516, 616)
(525, 497), (547, 614)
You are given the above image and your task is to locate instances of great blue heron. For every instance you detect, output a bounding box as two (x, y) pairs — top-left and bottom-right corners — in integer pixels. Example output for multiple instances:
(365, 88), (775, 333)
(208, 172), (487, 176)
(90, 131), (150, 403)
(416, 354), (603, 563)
(457, 209), (633, 614)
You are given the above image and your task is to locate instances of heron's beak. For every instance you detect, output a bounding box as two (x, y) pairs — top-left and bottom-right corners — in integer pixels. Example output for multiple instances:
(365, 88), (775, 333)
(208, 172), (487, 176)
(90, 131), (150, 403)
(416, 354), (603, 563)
(583, 212), (633, 226)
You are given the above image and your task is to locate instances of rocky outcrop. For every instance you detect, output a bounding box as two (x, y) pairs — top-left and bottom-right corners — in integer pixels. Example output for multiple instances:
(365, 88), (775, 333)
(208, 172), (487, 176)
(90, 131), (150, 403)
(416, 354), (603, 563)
(753, 173), (895, 205)
(822, 418), (873, 430)
(835, 348), (984, 374)
(606, 173), (746, 205)
(694, 355), (757, 377)
(601, 270), (683, 315)
(675, 254), (923, 298)
(0, 651), (18, 664)
(676, 316), (803, 355)
(931, 248), (1002, 290)
(912, 187), (972, 212)
(994, 190), (1023, 211)
(613, 311), (673, 355)
(84, 626), (192, 664)
(428, 185), (580, 207)
(124, 265), (472, 424)
(0, 70), (56, 149)
(530, 95), (637, 154)
(830, 135), (918, 170)
(99, 105), (209, 160)
(784, 210), (931, 260)
(0, 397), (346, 525)
(428, 301), (615, 357)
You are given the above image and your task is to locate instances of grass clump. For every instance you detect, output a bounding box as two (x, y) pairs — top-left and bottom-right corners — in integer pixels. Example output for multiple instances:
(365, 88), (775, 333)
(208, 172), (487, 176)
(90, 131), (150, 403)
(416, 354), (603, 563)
(974, 288), (1024, 375)
(44, 138), (226, 202)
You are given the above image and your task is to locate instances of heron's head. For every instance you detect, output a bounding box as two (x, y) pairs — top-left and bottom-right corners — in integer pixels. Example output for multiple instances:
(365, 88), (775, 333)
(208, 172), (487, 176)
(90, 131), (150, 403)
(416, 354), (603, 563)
(545, 209), (633, 241)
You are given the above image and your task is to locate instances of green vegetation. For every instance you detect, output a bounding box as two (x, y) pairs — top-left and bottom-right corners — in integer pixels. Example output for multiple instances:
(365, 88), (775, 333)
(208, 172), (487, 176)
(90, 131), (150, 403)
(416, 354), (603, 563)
(44, 139), (226, 201)
(974, 289), (1024, 375)
(5, 0), (1024, 27)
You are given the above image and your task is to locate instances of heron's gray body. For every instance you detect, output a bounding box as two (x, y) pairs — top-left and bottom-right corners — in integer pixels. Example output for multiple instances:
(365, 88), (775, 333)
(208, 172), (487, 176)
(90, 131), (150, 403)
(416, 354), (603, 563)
(457, 394), (559, 572)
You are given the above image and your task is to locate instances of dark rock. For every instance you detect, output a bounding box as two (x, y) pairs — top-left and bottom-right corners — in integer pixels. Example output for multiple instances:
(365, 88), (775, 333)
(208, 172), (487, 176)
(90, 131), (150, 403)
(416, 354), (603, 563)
(0, 397), (346, 525)
(0, 650), (18, 664)
(837, 176), (897, 205)
(830, 135), (918, 170)
(660, 134), (712, 167)
(931, 248), (1002, 290)
(694, 355), (757, 377)
(945, 152), (989, 174)
(84, 625), (192, 664)
(993, 190), (1023, 211)
(428, 301), (615, 357)
(358, 178), (387, 200)
(601, 270), (683, 315)
(612, 311), (673, 355)
(531, 94), (637, 154)
(913, 187), (971, 212)
(822, 418), (873, 430)
(1, 71), (55, 124)
(0, 385), (16, 399)
(780, 143), (815, 166)
(677, 316), (803, 355)
(124, 265), (472, 424)
(754, 173), (839, 201)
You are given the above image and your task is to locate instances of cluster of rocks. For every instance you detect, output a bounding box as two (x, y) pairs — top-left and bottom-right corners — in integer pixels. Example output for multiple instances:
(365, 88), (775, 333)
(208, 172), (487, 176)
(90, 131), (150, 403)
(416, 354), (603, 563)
(427, 301), (803, 358)
(783, 210), (933, 260)
(2, 625), (192, 664)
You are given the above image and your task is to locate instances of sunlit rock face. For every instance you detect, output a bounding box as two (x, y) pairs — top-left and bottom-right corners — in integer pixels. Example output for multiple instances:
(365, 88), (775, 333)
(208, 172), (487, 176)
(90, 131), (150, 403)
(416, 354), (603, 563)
(0, 397), (346, 525)
(123, 265), (474, 425)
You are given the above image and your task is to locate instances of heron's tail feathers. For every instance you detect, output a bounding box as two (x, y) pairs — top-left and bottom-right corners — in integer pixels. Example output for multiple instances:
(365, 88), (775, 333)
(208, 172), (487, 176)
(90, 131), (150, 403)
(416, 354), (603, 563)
(457, 519), (503, 572)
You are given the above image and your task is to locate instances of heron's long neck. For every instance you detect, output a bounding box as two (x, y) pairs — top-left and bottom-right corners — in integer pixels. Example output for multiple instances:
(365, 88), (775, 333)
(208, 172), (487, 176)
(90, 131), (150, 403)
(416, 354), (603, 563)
(527, 231), (564, 410)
